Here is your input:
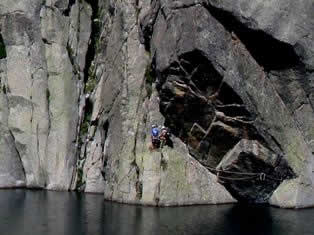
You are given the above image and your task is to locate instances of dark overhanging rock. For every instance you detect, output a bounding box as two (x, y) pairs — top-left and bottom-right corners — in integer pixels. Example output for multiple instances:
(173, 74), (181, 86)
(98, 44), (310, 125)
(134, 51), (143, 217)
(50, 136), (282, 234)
(202, 2), (314, 151)
(158, 51), (222, 138)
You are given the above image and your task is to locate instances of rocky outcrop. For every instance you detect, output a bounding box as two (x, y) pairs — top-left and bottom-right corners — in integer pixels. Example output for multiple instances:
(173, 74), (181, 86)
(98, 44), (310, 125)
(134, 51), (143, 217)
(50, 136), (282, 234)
(0, 0), (313, 208)
(139, 0), (314, 207)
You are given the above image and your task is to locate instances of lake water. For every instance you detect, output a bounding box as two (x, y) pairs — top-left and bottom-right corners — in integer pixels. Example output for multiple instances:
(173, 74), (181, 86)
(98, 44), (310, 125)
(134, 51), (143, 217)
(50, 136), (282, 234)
(0, 190), (313, 235)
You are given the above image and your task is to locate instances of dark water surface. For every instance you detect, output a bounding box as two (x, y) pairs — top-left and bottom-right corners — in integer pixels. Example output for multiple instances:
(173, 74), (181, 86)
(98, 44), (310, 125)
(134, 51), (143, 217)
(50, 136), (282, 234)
(0, 190), (313, 235)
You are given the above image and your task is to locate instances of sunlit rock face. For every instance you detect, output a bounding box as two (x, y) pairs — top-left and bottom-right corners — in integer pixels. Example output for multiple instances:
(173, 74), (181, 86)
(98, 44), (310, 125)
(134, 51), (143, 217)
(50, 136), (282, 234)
(0, 0), (91, 189)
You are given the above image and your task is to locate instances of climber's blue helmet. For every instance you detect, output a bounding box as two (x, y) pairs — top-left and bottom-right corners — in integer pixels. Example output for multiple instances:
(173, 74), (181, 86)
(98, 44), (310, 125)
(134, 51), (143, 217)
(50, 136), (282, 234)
(151, 124), (159, 137)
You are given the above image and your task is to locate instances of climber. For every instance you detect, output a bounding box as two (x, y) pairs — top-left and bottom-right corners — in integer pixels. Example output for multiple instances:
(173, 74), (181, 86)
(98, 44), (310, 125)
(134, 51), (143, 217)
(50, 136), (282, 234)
(159, 126), (170, 148)
(150, 124), (160, 149)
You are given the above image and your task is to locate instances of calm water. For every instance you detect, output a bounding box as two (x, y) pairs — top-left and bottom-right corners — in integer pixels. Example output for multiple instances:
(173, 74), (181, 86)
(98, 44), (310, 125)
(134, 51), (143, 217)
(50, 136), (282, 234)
(0, 190), (313, 235)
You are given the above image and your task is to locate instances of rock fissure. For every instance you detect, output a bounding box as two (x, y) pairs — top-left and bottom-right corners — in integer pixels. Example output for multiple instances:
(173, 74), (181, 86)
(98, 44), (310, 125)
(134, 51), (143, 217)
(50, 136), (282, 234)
(66, 43), (80, 76)
(83, 0), (100, 85)
(139, 0), (161, 50)
(0, 34), (7, 59)
(63, 0), (76, 16)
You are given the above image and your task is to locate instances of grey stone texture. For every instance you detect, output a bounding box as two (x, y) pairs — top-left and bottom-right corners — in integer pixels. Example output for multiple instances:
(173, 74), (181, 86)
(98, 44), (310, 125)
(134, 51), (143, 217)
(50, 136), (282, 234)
(0, 60), (25, 187)
(0, 0), (91, 190)
(0, 0), (313, 208)
(79, 0), (235, 205)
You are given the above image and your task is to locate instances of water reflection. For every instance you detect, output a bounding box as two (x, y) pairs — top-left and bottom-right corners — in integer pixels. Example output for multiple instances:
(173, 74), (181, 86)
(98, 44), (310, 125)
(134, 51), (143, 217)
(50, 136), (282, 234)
(0, 190), (313, 235)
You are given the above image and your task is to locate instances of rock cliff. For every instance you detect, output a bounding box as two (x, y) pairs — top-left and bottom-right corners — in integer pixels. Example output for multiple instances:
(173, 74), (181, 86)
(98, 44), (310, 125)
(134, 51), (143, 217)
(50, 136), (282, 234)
(0, 0), (313, 208)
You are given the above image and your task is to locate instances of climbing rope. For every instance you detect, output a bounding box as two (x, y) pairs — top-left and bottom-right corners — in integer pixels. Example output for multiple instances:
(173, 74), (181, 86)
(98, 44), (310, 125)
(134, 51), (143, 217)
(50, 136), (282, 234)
(216, 173), (259, 181)
(205, 165), (258, 176)
(201, 163), (283, 182)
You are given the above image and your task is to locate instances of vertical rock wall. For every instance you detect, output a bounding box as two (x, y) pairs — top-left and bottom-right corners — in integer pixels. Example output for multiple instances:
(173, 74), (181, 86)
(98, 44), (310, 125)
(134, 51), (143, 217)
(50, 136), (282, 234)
(0, 0), (91, 190)
(0, 57), (25, 187)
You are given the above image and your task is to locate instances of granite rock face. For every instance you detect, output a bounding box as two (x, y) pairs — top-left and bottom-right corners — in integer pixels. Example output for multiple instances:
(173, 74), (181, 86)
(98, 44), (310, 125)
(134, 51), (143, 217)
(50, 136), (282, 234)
(0, 60), (25, 188)
(78, 0), (235, 205)
(0, 0), (313, 208)
(0, 0), (91, 190)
